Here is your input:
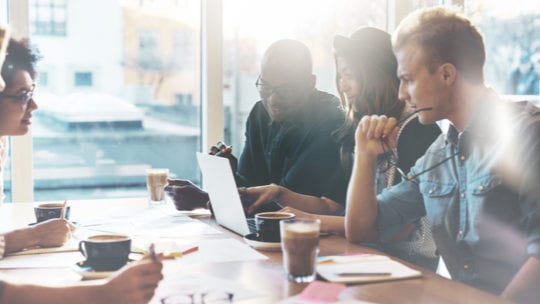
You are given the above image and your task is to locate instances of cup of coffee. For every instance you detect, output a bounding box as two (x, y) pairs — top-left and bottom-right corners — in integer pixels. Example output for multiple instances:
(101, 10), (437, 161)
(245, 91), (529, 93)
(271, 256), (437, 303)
(34, 203), (71, 223)
(280, 218), (320, 283)
(146, 168), (169, 205)
(78, 234), (131, 271)
(255, 211), (295, 242)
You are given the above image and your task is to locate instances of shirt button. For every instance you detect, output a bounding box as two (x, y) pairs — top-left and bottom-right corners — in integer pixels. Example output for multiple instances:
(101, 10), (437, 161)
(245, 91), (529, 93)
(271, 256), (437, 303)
(478, 185), (485, 191)
(460, 193), (465, 198)
(428, 189), (434, 194)
(460, 155), (466, 161)
(464, 264), (470, 270)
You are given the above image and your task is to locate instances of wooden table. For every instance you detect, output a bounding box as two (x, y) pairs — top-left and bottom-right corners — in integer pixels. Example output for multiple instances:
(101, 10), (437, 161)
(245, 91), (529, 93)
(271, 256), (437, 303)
(0, 198), (508, 304)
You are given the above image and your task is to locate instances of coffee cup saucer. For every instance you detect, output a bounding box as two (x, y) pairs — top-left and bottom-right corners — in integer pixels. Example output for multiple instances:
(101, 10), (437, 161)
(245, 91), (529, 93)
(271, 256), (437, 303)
(71, 260), (131, 280)
(28, 221), (77, 226)
(243, 232), (281, 251)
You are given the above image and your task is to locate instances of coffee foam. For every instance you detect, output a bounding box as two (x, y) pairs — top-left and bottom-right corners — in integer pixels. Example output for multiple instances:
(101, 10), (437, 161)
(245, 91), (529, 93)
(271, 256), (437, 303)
(37, 203), (65, 208)
(256, 212), (294, 219)
(283, 224), (319, 239)
(88, 235), (129, 242)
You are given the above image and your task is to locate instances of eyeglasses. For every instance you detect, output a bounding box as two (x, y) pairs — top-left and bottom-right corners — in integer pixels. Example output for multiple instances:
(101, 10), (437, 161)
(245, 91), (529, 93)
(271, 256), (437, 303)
(160, 291), (234, 304)
(255, 75), (301, 99)
(379, 107), (459, 181)
(0, 86), (35, 106)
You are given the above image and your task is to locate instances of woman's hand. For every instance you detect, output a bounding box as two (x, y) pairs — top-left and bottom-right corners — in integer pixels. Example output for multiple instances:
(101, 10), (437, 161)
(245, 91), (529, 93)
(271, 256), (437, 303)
(279, 206), (316, 220)
(102, 256), (164, 304)
(31, 219), (75, 247)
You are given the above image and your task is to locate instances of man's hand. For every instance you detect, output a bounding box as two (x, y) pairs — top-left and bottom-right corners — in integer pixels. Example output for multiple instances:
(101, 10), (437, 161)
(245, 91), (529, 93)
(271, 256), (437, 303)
(32, 219), (75, 248)
(355, 115), (399, 159)
(209, 141), (238, 173)
(164, 179), (209, 211)
(238, 184), (282, 215)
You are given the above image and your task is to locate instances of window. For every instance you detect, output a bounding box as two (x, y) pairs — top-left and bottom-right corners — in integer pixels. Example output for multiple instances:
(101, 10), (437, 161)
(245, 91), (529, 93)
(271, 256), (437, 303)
(39, 71), (49, 86)
(74, 72), (93, 87)
(19, 0), (202, 201)
(30, 0), (67, 36)
(464, 1), (540, 102)
(174, 30), (194, 68)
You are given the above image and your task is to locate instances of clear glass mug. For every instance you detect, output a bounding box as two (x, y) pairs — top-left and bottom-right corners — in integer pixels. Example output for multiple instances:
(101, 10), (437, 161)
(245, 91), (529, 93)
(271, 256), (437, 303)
(146, 168), (169, 205)
(280, 218), (321, 283)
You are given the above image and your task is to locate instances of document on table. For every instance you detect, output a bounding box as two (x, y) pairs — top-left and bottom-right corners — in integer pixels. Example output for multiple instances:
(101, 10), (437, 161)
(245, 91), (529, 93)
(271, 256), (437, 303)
(316, 254), (421, 284)
(6, 238), (79, 256)
(76, 206), (221, 237)
(156, 238), (268, 264)
(152, 272), (263, 304)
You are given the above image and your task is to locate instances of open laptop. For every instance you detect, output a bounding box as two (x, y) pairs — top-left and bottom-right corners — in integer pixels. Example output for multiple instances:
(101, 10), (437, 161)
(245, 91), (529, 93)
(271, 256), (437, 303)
(196, 152), (257, 236)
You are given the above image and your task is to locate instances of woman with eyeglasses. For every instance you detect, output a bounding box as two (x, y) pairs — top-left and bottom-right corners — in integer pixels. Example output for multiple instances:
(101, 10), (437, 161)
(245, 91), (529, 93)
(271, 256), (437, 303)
(0, 38), (163, 304)
(242, 28), (441, 269)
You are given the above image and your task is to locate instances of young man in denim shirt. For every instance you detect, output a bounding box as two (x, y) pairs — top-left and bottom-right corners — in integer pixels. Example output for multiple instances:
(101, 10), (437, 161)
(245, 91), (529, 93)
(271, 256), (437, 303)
(345, 7), (540, 303)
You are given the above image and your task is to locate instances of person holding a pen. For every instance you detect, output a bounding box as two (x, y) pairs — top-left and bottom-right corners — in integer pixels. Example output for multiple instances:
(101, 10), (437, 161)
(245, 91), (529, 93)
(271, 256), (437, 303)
(0, 38), (163, 304)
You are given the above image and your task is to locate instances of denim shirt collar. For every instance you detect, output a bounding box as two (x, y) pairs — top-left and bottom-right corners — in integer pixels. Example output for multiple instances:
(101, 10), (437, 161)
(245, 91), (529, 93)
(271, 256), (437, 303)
(445, 88), (500, 148)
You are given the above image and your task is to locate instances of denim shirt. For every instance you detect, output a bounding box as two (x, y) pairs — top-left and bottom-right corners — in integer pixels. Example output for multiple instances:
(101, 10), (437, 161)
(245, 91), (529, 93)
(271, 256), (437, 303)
(376, 90), (540, 294)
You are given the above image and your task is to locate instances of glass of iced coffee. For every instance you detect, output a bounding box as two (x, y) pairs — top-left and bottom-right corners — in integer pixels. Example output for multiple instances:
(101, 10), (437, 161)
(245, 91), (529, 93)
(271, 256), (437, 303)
(146, 168), (169, 205)
(280, 218), (321, 283)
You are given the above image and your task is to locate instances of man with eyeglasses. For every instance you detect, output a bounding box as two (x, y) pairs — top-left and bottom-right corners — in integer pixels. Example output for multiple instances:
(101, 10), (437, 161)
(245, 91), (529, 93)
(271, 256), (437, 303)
(345, 7), (540, 303)
(167, 39), (345, 215)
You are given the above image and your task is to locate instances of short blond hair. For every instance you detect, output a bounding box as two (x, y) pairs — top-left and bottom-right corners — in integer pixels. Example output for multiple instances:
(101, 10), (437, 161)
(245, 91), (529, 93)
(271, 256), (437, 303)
(392, 6), (485, 84)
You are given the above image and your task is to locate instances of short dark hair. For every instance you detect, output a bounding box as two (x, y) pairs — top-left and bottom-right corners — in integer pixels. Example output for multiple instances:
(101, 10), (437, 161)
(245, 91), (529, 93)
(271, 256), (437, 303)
(1, 38), (41, 87)
(393, 6), (485, 84)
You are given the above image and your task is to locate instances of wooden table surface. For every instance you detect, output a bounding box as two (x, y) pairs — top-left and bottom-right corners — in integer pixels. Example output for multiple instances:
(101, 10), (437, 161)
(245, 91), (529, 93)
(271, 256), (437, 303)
(0, 198), (508, 304)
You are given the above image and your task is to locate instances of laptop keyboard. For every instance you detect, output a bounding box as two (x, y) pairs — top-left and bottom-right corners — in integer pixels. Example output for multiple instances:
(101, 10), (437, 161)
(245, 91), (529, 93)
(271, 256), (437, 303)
(247, 218), (257, 233)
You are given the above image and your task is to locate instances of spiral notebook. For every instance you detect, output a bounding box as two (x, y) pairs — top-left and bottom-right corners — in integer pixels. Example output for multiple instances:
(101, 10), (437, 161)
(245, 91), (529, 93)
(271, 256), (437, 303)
(316, 254), (422, 284)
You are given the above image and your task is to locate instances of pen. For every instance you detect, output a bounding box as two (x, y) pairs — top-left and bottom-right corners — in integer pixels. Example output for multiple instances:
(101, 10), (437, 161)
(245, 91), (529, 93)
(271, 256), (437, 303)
(162, 246), (199, 259)
(149, 243), (158, 262)
(336, 272), (392, 277)
(60, 200), (67, 220)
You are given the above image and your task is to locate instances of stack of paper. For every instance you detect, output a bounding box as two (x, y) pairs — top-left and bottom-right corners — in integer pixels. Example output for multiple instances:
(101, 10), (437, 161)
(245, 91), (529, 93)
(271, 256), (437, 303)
(316, 254), (421, 284)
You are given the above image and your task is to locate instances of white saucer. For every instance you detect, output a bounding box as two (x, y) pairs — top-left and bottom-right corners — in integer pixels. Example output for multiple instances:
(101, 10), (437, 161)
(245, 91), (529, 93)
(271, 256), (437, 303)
(71, 260), (116, 280)
(243, 232), (282, 251)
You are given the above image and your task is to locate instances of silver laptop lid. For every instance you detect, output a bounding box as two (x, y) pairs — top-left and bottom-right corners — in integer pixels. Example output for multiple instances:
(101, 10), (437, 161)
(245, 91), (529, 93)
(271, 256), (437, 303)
(196, 152), (251, 236)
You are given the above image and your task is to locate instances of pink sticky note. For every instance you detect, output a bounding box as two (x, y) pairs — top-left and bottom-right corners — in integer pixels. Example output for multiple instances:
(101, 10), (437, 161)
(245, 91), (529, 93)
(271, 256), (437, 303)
(297, 280), (346, 303)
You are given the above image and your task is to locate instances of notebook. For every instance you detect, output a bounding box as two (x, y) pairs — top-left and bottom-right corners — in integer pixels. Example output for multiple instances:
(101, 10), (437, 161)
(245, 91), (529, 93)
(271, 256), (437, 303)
(196, 152), (256, 236)
(316, 254), (422, 284)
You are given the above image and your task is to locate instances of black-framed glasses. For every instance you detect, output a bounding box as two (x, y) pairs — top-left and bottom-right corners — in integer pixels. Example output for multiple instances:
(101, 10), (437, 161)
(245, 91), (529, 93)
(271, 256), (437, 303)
(0, 86), (35, 106)
(379, 107), (455, 181)
(160, 291), (234, 304)
(255, 75), (299, 99)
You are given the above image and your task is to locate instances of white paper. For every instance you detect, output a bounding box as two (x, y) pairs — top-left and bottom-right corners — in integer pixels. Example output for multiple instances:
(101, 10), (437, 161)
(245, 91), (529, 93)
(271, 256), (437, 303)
(151, 272), (264, 304)
(76, 207), (221, 237)
(154, 238), (268, 264)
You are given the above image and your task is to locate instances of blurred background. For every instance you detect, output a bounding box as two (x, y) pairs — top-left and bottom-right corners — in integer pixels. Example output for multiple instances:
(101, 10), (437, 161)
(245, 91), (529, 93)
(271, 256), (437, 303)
(2, 0), (540, 202)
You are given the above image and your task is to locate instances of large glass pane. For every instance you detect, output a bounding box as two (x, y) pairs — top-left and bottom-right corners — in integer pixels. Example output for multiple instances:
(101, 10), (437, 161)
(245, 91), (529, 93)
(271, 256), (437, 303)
(223, 0), (387, 154)
(465, 0), (540, 102)
(24, 0), (201, 201)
